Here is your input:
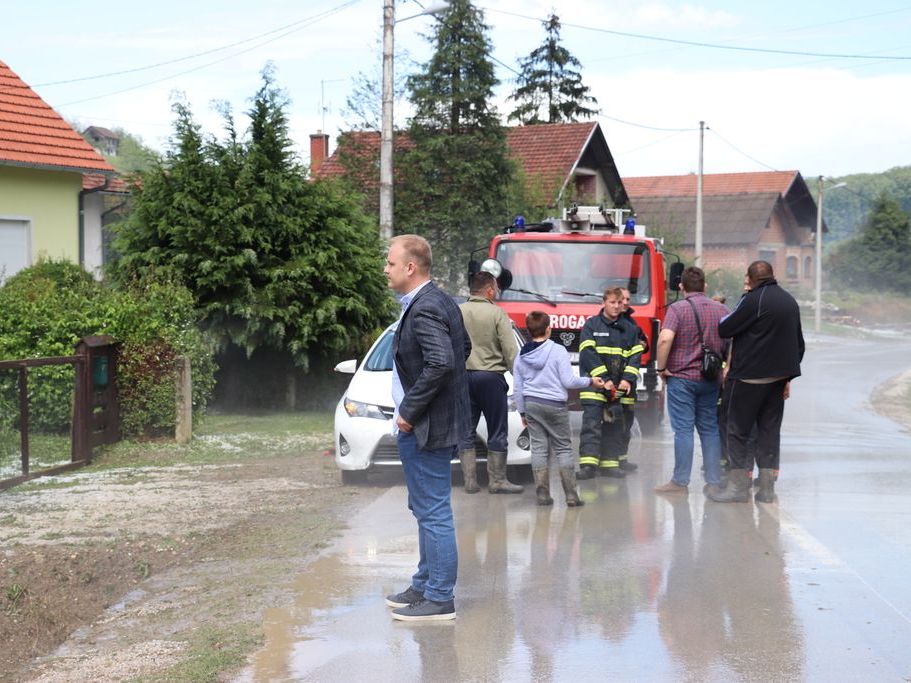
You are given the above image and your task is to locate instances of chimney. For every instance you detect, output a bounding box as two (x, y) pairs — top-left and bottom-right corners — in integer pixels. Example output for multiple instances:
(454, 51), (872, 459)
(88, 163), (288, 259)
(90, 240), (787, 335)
(310, 131), (330, 175)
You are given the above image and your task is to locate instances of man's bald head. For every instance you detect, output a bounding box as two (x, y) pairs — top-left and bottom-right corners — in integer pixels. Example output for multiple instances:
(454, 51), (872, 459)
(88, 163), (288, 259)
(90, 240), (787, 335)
(747, 260), (774, 287)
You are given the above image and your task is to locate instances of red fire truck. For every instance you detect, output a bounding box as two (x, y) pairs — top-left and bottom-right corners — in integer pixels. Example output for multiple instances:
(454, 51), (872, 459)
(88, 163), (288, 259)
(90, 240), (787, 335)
(470, 205), (683, 434)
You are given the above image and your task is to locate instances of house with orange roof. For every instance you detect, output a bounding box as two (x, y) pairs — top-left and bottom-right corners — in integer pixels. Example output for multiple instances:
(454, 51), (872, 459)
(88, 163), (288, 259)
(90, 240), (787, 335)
(311, 121), (628, 216)
(624, 170), (821, 285)
(0, 59), (116, 281)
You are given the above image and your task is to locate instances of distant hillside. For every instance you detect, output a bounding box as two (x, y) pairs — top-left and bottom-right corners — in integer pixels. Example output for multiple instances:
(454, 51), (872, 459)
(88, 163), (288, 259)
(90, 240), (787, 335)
(823, 166), (911, 243)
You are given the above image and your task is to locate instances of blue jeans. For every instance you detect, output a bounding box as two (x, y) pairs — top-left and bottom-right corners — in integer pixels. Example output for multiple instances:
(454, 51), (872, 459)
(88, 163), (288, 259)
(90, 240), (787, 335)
(666, 377), (722, 486)
(397, 431), (458, 602)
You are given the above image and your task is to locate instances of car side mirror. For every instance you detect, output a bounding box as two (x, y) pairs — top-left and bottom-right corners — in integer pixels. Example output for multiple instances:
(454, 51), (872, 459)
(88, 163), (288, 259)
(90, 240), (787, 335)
(334, 359), (357, 374)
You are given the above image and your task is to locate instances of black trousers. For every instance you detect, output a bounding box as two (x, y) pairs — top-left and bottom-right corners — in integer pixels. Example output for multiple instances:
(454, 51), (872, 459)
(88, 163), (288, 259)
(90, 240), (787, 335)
(717, 378), (758, 469)
(723, 379), (787, 470)
(461, 370), (509, 453)
(580, 401), (626, 469)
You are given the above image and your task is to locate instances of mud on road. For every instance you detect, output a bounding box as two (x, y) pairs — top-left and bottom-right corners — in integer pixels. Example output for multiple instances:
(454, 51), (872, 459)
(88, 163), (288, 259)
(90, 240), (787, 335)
(2, 363), (908, 683)
(0, 418), (383, 682)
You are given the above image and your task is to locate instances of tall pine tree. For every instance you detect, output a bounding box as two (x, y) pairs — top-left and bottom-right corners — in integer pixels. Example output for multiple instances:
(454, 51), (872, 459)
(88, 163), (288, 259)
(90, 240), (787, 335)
(111, 67), (393, 372)
(508, 14), (599, 125)
(395, 0), (514, 289)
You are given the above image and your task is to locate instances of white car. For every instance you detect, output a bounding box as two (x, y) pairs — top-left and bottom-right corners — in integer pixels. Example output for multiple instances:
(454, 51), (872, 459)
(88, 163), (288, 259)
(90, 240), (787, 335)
(332, 324), (640, 484)
(333, 323), (532, 484)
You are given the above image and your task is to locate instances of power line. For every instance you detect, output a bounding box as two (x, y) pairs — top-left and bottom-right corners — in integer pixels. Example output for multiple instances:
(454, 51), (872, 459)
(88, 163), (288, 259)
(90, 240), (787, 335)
(602, 114), (697, 133)
(707, 128), (779, 172)
(485, 7), (911, 61)
(53, 2), (359, 108)
(616, 129), (690, 155)
(34, 1), (362, 88)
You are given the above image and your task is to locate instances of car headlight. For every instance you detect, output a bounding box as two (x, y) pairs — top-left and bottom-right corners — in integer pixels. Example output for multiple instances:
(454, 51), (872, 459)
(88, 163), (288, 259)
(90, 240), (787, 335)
(343, 397), (389, 420)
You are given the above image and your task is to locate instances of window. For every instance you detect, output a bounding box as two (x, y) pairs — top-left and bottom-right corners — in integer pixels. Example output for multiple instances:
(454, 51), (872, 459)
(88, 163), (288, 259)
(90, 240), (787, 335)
(495, 240), (652, 305)
(786, 256), (798, 279)
(574, 174), (597, 202)
(364, 328), (395, 371)
(0, 219), (30, 283)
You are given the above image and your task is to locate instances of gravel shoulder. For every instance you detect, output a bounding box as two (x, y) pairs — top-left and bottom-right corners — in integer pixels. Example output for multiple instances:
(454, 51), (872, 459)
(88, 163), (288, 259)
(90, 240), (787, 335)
(1, 414), (383, 683)
(874, 368), (911, 431)
(3, 367), (906, 682)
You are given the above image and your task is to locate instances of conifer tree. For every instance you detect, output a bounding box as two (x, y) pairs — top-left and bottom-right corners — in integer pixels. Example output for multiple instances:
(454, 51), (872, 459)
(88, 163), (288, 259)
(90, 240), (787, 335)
(829, 192), (911, 292)
(111, 67), (393, 371)
(396, 0), (514, 289)
(508, 14), (599, 125)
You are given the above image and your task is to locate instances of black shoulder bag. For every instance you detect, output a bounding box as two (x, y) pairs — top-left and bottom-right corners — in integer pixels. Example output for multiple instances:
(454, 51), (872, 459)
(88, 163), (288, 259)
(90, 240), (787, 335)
(684, 297), (723, 381)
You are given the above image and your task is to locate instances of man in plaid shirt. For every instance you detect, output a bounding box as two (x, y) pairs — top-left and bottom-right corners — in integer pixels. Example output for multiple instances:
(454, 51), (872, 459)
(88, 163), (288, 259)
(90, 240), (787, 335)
(653, 267), (729, 495)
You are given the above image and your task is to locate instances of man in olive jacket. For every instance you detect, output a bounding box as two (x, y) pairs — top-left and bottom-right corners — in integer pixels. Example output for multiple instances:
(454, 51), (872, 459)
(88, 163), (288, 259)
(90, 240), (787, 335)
(708, 260), (805, 504)
(459, 271), (521, 494)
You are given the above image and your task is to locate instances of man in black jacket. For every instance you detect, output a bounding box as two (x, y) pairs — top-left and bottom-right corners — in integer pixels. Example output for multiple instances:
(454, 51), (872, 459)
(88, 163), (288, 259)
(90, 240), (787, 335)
(383, 234), (471, 620)
(708, 261), (805, 504)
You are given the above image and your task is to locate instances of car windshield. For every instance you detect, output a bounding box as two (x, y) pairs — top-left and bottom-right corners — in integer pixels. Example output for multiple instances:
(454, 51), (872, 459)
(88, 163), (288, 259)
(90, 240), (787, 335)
(495, 241), (651, 304)
(364, 329), (395, 371)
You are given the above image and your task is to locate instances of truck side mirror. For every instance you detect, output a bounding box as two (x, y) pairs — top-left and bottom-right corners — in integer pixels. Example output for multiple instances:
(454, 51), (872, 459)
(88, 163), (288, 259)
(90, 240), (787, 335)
(467, 259), (480, 288)
(668, 262), (684, 291)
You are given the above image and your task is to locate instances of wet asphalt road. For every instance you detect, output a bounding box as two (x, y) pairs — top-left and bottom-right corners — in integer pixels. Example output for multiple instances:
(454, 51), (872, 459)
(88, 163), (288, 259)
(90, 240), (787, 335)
(239, 334), (911, 682)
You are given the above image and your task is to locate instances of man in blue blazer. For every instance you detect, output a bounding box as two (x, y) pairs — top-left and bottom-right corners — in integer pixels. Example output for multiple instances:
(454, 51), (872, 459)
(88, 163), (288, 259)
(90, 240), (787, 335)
(383, 234), (471, 621)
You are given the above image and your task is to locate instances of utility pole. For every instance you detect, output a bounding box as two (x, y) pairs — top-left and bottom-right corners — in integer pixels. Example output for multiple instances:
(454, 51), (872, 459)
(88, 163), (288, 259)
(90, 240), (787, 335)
(379, 0), (395, 243)
(378, 1), (448, 243)
(814, 175), (824, 334)
(695, 120), (704, 268)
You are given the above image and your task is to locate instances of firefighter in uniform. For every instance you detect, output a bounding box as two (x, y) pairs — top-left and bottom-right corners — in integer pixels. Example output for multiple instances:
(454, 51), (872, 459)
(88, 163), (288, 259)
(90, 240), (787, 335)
(619, 287), (648, 471)
(578, 287), (644, 479)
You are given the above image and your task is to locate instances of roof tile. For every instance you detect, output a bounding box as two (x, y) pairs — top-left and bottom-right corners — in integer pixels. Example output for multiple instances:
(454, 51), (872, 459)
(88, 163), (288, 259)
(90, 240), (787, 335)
(624, 171), (799, 198)
(0, 59), (114, 173)
(315, 121), (600, 204)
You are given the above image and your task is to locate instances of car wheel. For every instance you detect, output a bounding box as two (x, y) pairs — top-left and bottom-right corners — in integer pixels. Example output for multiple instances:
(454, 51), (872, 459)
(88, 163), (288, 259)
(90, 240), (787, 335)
(341, 469), (368, 485)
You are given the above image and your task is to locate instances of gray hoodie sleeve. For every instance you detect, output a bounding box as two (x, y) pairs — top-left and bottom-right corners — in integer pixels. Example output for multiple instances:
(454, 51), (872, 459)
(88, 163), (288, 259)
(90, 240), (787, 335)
(558, 346), (591, 389)
(513, 355), (526, 415)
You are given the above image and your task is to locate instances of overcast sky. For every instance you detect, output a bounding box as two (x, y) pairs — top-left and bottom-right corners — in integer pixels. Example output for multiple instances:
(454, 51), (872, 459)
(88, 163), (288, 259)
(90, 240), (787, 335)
(6, 0), (910, 179)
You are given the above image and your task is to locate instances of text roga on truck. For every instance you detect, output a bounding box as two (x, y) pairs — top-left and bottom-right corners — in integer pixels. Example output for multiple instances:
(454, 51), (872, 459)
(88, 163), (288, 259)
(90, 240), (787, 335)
(469, 206), (683, 435)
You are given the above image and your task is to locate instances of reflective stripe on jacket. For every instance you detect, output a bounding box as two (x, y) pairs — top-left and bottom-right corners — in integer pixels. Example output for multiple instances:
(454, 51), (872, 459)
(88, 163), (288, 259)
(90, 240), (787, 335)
(578, 309), (642, 402)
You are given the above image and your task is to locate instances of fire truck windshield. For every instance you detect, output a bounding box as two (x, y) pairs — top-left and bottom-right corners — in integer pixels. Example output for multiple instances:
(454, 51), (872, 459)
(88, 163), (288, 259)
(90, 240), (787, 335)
(495, 241), (651, 304)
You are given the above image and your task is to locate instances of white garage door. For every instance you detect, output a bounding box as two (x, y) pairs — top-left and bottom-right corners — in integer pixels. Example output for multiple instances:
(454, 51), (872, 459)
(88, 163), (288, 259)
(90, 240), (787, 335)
(0, 219), (30, 283)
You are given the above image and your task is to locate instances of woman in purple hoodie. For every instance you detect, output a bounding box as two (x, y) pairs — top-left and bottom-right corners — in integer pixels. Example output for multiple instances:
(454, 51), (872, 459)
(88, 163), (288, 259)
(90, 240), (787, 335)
(513, 311), (605, 506)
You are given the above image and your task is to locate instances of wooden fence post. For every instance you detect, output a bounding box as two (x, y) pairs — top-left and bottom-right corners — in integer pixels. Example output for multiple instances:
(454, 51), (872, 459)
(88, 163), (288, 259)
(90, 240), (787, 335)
(175, 356), (192, 444)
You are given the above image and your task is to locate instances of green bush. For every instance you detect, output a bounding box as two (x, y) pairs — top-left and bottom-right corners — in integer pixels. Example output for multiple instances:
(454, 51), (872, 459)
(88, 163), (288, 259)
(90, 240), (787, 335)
(0, 377), (17, 469)
(0, 260), (215, 438)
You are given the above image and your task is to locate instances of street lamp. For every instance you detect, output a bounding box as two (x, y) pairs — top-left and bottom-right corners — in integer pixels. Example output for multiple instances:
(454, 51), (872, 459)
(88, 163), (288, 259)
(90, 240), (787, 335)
(380, 0), (449, 243)
(814, 176), (847, 333)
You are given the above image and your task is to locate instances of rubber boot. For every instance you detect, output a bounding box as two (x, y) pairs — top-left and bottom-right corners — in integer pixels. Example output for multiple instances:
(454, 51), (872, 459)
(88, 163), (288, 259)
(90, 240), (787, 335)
(577, 465), (597, 480)
(487, 451), (523, 494)
(459, 449), (480, 494)
(706, 468), (751, 503)
(618, 456), (638, 472)
(754, 468), (776, 503)
(533, 467), (553, 506)
(559, 468), (584, 507)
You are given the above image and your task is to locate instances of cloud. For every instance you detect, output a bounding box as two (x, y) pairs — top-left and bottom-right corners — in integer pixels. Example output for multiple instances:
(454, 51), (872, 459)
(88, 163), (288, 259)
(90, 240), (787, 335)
(594, 66), (911, 177)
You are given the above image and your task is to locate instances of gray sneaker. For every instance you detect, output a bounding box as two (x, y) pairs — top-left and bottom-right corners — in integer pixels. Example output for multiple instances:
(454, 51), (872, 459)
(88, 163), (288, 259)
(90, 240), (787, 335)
(391, 597), (456, 621)
(385, 586), (423, 608)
